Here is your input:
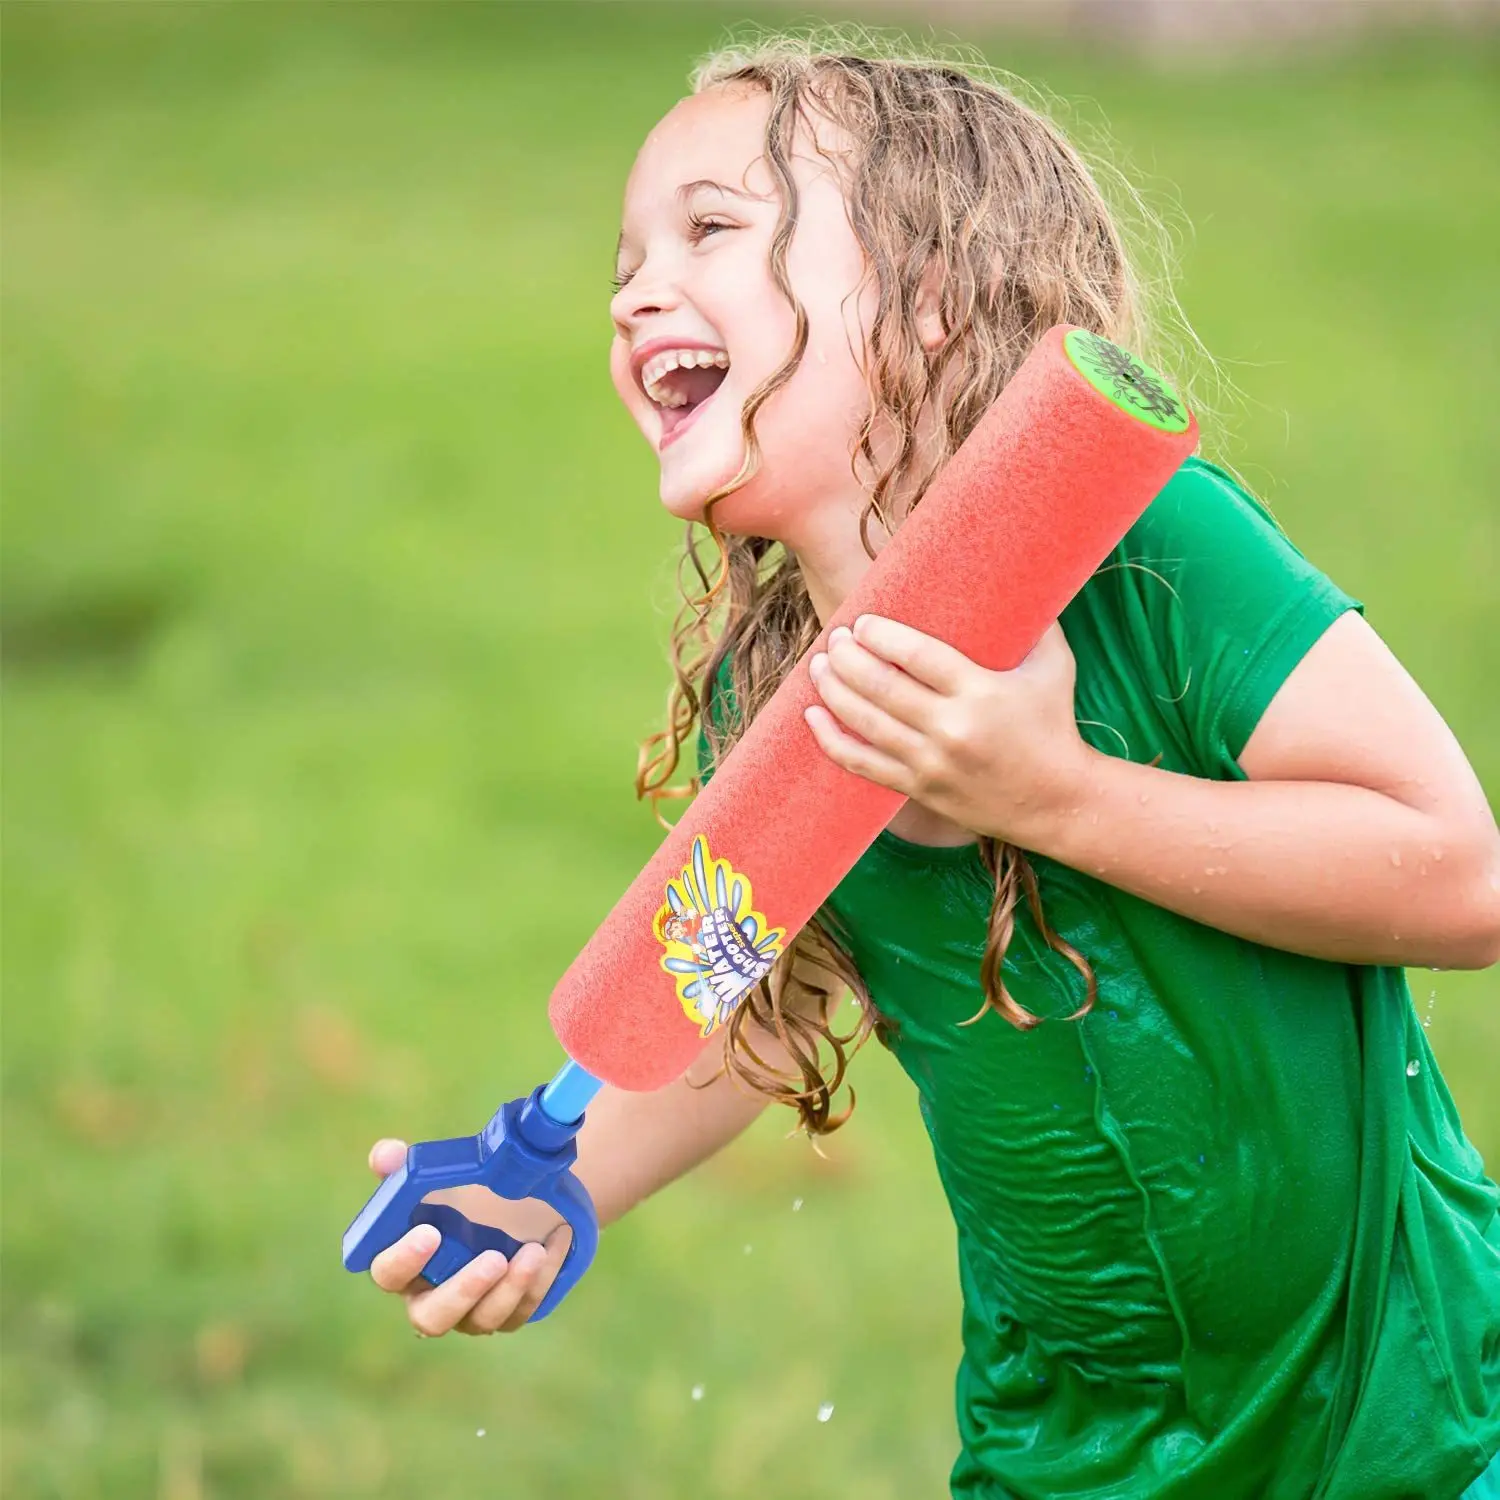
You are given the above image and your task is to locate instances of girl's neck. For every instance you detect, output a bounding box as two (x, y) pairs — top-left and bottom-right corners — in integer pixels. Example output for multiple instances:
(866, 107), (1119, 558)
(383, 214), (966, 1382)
(799, 563), (847, 631)
(758, 423), (933, 628)
(779, 443), (929, 629)
(785, 513), (899, 631)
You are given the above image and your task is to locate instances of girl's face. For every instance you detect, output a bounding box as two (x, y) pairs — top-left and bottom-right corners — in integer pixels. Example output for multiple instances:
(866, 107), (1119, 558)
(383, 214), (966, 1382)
(609, 85), (875, 542)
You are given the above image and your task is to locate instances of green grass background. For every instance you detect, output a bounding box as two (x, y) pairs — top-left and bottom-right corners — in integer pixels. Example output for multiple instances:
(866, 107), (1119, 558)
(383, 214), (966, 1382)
(3, 4), (1497, 1496)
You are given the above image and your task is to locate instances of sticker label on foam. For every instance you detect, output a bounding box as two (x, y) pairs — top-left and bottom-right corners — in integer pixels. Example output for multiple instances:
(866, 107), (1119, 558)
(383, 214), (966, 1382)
(654, 834), (787, 1037)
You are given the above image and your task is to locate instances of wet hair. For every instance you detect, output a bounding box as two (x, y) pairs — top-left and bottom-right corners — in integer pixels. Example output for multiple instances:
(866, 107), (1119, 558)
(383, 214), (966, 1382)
(632, 26), (1205, 1134)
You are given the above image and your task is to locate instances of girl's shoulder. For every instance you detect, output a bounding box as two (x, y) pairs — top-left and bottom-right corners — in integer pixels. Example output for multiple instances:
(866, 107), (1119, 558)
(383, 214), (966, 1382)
(1072, 453), (1364, 776)
(1089, 452), (1359, 650)
(1125, 454), (1302, 561)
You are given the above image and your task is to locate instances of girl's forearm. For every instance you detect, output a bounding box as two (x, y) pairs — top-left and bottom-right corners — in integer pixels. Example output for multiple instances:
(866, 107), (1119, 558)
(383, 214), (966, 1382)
(1030, 750), (1500, 971)
(575, 1063), (767, 1227)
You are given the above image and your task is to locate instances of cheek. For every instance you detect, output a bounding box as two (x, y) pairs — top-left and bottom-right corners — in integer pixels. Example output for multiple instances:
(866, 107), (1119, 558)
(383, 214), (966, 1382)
(757, 295), (871, 459)
(608, 342), (636, 409)
(772, 241), (873, 424)
(728, 219), (868, 399)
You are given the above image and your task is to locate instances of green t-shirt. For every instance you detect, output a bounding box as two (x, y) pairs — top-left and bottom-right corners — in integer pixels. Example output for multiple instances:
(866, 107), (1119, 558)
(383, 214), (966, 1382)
(697, 457), (1500, 1498)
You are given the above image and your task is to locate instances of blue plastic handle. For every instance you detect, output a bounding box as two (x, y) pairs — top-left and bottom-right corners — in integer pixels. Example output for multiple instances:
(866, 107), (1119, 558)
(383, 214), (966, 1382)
(342, 1080), (599, 1323)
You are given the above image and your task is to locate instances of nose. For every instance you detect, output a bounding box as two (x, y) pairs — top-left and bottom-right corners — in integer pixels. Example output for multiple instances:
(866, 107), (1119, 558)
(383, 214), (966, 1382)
(610, 253), (681, 335)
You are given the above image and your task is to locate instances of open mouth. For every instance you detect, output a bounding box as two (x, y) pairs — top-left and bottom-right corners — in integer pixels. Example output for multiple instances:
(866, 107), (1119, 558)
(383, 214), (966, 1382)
(658, 382), (725, 448)
(641, 349), (730, 449)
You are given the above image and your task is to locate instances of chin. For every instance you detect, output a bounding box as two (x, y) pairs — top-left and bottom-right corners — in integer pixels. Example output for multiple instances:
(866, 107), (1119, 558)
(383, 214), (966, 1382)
(655, 438), (797, 541)
(658, 471), (722, 526)
(657, 438), (750, 528)
(660, 465), (793, 539)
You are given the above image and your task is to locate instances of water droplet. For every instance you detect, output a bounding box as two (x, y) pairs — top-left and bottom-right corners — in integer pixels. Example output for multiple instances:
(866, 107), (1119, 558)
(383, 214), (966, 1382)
(1198, 1153), (1205, 1164)
(1433, 849), (1444, 863)
(1390, 851), (1403, 867)
(477, 1429), (487, 1438)
(792, 1198), (804, 1212)
(1406, 1058), (1421, 1077)
(743, 1244), (753, 1255)
(1108, 1009), (1119, 1021)
(691, 1384), (705, 1402)
(1138, 793), (1151, 804)
(1052, 1102), (1061, 1110)
(1191, 885), (1202, 894)
(817, 1402), (835, 1423)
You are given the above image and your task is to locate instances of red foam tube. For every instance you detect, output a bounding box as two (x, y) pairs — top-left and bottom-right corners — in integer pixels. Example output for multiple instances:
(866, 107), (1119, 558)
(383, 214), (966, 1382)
(550, 326), (1198, 1090)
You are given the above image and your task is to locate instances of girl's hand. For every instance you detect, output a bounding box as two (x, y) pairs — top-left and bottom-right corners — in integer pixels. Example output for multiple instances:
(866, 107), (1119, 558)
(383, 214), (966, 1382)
(804, 614), (1094, 848)
(364, 1137), (572, 1337)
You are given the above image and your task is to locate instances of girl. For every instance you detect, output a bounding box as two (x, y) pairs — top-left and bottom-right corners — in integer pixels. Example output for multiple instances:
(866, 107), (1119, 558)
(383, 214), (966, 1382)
(363, 34), (1500, 1499)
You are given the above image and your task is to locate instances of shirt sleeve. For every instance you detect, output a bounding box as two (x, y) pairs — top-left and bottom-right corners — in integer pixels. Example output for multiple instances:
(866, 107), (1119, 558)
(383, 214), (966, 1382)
(696, 722), (715, 788)
(695, 653), (737, 789)
(1124, 457), (1365, 780)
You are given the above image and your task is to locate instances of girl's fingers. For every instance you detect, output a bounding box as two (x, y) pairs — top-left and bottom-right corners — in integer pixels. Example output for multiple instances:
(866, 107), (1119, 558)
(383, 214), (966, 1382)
(811, 654), (924, 759)
(369, 1222), (442, 1294)
(460, 1224), (572, 1335)
(498, 1224), (579, 1332)
(822, 634), (940, 730)
(805, 704), (912, 793)
(458, 1240), (554, 1335)
(406, 1249), (511, 1337)
(850, 614), (972, 694)
(497, 1223), (574, 1332)
(368, 1138), (408, 1176)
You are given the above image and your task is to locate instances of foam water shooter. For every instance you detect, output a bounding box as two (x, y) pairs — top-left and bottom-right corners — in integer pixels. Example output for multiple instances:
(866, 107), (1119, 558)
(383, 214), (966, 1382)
(341, 326), (1198, 1322)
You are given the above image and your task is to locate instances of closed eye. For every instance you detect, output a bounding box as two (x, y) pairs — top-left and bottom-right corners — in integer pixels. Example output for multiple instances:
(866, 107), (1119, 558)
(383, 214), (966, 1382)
(685, 212), (732, 242)
(610, 214), (735, 293)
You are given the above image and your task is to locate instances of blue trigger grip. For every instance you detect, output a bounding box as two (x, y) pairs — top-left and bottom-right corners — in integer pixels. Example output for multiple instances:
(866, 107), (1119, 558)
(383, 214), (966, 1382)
(408, 1204), (526, 1284)
(341, 1083), (599, 1323)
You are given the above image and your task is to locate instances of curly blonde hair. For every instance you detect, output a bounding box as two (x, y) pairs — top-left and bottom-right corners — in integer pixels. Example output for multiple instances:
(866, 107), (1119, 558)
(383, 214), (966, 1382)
(632, 28), (1200, 1135)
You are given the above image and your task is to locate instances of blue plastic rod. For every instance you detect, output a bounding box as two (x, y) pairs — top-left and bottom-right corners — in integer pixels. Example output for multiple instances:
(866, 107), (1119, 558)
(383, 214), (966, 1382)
(540, 1059), (604, 1125)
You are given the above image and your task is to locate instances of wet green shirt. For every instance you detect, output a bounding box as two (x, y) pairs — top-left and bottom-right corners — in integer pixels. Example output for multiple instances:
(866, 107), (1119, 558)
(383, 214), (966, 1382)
(698, 457), (1500, 1498)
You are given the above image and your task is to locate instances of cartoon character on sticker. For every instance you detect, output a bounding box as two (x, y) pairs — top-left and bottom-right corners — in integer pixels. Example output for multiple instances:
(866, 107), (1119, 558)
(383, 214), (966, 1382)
(653, 834), (786, 1037)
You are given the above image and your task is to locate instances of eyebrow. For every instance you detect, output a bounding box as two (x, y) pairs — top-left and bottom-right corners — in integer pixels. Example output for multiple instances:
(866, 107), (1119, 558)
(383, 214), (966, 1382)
(675, 178), (769, 205)
(615, 178), (772, 257)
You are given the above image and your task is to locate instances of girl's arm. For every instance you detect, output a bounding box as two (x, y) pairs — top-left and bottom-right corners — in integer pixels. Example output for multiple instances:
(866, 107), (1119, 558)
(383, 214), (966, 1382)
(1033, 612), (1500, 970)
(570, 1033), (772, 1228)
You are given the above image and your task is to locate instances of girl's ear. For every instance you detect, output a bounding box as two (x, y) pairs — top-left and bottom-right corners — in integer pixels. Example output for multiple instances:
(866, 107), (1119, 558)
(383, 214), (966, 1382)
(914, 255), (948, 353)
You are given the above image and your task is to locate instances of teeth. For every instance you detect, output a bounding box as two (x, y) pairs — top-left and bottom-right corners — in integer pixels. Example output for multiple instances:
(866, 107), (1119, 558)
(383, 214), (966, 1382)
(640, 348), (730, 408)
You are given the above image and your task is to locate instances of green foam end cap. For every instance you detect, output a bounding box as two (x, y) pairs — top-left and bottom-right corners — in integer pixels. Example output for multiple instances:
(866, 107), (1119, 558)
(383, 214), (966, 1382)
(1063, 330), (1189, 434)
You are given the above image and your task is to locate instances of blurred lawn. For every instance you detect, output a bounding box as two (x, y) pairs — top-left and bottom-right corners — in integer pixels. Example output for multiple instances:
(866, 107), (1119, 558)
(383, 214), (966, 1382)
(2, 4), (1497, 1497)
